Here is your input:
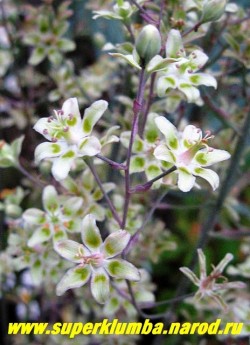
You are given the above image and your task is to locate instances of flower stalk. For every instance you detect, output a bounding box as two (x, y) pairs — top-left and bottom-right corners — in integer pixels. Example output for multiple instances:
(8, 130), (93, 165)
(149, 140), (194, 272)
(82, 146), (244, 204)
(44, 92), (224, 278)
(122, 68), (148, 228)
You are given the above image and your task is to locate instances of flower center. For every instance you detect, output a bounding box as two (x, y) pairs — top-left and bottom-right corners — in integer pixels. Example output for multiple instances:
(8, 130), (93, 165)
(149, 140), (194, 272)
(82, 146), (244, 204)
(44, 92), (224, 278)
(44, 110), (72, 142)
(76, 246), (104, 268)
(177, 130), (214, 166)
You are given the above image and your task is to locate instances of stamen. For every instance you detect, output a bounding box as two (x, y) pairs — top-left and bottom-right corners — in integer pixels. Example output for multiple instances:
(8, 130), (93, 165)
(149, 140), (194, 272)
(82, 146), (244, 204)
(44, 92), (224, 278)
(51, 137), (58, 143)
(43, 129), (49, 135)
(57, 110), (64, 116)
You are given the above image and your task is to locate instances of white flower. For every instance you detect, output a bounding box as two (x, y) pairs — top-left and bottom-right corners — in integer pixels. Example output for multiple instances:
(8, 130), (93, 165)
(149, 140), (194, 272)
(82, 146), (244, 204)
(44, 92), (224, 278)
(154, 116), (231, 192)
(23, 185), (83, 246)
(54, 214), (140, 303)
(180, 249), (246, 310)
(155, 29), (217, 102)
(34, 98), (108, 180)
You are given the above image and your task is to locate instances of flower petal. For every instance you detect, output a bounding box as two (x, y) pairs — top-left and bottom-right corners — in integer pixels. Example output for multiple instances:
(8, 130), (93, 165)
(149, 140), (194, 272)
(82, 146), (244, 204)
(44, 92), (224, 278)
(155, 116), (179, 151)
(53, 230), (68, 243)
(109, 53), (141, 69)
(193, 167), (219, 191)
(189, 73), (217, 88)
(82, 100), (108, 135)
(146, 55), (176, 73)
(62, 98), (81, 129)
(195, 149), (231, 167)
(102, 230), (131, 259)
(27, 227), (52, 247)
(189, 50), (208, 70)
(54, 240), (89, 263)
(63, 197), (83, 216)
(34, 142), (68, 163)
(179, 267), (200, 286)
(90, 268), (110, 304)
(23, 208), (46, 225)
(130, 155), (146, 173)
(56, 265), (91, 296)
(154, 144), (176, 164)
(177, 167), (196, 192)
(145, 163), (162, 180)
(182, 125), (202, 147)
(104, 259), (140, 281)
(78, 136), (101, 156)
(51, 150), (76, 181)
(166, 29), (185, 58)
(86, 204), (105, 223)
(42, 185), (59, 213)
(63, 219), (82, 233)
(33, 118), (51, 140)
(81, 214), (102, 251)
(179, 83), (200, 102)
(157, 75), (177, 97)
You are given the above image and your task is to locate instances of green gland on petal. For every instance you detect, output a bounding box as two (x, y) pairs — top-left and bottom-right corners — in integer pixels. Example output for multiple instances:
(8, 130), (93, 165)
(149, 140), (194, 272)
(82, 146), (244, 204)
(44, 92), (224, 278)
(82, 100), (108, 135)
(42, 185), (59, 213)
(56, 266), (91, 296)
(105, 258), (140, 281)
(90, 269), (110, 304)
(81, 214), (102, 251)
(102, 230), (130, 259)
(27, 227), (52, 247)
(135, 25), (161, 65)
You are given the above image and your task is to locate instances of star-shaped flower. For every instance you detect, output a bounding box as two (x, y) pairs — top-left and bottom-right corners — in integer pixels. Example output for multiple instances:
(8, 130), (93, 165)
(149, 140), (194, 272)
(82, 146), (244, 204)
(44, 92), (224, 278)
(180, 249), (246, 310)
(23, 185), (83, 246)
(155, 29), (217, 102)
(54, 214), (140, 303)
(34, 98), (108, 180)
(153, 116), (231, 192)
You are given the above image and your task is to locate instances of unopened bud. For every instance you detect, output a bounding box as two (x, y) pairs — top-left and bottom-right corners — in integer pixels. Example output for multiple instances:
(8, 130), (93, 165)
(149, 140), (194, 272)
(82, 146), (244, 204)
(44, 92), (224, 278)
(135, 24), (161, 65)
(201, 0), (227, 23)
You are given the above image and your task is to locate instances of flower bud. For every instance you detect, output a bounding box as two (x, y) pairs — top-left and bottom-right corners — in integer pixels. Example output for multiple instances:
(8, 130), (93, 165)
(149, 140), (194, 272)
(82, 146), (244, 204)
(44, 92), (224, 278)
(135, 25), (161, 65)
(201, 0), (227, 23)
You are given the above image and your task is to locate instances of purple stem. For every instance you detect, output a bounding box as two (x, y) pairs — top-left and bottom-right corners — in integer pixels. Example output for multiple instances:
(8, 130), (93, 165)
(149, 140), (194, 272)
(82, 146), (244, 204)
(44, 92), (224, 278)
(130, 166), (176, 193)
(122, 68), (147, 229)
(87, 160), (123, 228)
(139, 0), (165, 137)
(139, 72), (156, 137)
(96, 154), (127, 170)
